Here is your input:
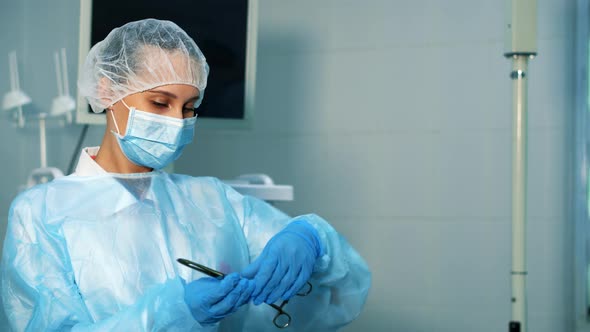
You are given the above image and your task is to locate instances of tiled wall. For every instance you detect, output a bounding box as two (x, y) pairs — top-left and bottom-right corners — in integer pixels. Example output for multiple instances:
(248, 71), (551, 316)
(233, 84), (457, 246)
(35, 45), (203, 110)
(0, 1), (105, 239)
(177, 0), (576, 331)
(0, 0), (576, 331)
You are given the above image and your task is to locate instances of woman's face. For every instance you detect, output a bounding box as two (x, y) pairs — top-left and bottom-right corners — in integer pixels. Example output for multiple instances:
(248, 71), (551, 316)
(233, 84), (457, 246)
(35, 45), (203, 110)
(109, 84), (200, 135)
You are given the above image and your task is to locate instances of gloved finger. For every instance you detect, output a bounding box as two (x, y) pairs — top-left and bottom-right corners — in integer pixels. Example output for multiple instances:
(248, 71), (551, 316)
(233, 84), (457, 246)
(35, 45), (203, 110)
(282, 266), (310, 300)
(241, 254), (263, 279)
(254, 258), (288, 305)
(234, 279), (255, 309)
(185, 277), (218, 303)
(265, 264), (296, 305)
(208, 273), (241, 304)
(250, 255), (279, 300)
(210, 277), (247, 316)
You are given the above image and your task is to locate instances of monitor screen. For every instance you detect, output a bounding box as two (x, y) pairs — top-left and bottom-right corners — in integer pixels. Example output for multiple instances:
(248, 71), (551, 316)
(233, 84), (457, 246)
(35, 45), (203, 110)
(76, 0), (257, 125)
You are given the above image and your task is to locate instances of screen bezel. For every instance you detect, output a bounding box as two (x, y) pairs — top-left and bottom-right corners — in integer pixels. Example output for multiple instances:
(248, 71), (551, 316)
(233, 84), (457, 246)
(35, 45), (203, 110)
(75, 0), (258, 129)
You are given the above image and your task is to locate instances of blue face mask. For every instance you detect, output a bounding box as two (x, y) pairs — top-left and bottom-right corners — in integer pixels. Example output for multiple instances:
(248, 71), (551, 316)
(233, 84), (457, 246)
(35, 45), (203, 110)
(111, 100), (197, 170)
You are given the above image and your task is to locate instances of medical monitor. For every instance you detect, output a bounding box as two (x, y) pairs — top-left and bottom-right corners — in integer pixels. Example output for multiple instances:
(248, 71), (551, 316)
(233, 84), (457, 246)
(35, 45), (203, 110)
(76, 0), (257, 128)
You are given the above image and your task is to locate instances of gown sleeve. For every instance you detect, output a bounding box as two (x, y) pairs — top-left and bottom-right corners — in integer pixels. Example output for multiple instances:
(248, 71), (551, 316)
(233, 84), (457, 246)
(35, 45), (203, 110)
(1, 188), (209, 332)
(215, 178), (372, 332)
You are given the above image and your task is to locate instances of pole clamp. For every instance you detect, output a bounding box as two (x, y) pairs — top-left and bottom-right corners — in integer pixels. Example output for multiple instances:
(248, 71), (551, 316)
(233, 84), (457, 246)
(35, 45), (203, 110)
(510, 70), (526, 80)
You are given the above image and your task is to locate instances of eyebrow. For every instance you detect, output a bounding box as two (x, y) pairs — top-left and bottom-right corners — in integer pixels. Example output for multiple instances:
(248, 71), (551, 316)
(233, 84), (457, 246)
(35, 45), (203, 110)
(147, 90), (199, 103)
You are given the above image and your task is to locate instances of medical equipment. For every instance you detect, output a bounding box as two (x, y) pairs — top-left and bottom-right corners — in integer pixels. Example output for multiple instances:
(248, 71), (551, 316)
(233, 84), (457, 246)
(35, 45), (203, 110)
(504, 1), (537, 331)
(177, 258), (313, 329)
(25, 166), (64, 188)
(2, 51), (30, 128)
(21, 112), (65, 190)
(3, 48), (74, 189)
(50, 48), (76, 123)
(76, 0), (258, 128)
(573, 1), (590, 327)
(111, 99), (197, 170)
(223, 174), (294, 203)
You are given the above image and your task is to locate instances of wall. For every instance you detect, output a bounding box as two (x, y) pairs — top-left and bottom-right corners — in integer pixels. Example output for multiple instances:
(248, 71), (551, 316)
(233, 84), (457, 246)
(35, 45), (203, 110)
(177, 0), (576, 331)
(0, 0), (575, 331)
(0, 2), (107, 242)
(0, 0), (106, 328)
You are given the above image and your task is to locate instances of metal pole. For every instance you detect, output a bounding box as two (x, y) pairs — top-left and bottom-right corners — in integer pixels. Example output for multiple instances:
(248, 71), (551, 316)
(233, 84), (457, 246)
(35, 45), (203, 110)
(573, 0), (590, 326)
(510, 54), (530, 332)
(39, 114), (47, 168)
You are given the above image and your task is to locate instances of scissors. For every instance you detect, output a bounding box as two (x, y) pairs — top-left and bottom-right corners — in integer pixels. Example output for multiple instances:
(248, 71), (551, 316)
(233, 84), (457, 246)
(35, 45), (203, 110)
(177, 258), (312, 328)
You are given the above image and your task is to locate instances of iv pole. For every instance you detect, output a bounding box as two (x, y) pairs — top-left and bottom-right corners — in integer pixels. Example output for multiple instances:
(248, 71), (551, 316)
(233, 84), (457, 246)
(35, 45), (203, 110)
(504, 1), (537, 331)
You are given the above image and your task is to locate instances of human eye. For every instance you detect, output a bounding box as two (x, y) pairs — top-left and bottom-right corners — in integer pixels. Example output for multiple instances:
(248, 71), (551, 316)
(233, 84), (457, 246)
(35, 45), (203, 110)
(151, 100), (168, 108)
(183, 107), (197, 118)
(183, 103), (197, 115)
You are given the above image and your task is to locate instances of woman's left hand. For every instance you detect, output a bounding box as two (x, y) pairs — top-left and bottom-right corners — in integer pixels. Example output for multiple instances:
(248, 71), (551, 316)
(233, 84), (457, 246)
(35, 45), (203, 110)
(241, 220), (323, 305)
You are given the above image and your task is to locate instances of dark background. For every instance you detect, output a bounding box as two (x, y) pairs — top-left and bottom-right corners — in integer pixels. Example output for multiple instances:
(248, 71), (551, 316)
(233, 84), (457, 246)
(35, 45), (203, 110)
(91, 0), (248, 119)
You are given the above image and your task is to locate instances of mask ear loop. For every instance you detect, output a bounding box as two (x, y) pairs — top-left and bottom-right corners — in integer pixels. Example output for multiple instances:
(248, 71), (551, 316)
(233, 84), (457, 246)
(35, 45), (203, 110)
(109, 109), (121, 135)
(120, 98), (131, 110)
(109, 98), (131, 136)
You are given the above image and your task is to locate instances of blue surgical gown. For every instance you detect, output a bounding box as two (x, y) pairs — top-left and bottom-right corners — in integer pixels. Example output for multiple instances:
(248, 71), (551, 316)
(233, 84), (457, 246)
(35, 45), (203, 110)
(1, 172), (371, 331)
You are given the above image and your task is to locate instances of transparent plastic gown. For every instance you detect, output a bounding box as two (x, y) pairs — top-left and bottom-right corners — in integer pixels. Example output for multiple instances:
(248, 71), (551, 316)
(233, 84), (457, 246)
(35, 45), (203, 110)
(1, 172), (371, 331)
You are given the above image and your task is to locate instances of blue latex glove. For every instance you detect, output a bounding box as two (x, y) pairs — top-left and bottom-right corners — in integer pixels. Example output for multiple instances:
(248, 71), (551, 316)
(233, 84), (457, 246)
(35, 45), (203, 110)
(183, 273), (255, 325)
(241, 220), (323, 305)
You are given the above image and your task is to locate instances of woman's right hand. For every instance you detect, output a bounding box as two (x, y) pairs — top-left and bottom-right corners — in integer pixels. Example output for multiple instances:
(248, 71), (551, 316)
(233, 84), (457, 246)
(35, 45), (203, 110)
(183, 273), (254, 325)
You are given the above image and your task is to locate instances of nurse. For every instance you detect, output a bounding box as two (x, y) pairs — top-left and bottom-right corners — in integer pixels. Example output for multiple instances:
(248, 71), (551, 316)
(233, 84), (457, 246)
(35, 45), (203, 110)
(1, 19), (371, 331)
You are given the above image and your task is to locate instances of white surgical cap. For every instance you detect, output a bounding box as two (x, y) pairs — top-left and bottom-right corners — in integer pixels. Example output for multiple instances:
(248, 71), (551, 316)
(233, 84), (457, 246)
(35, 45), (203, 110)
(78, 18), (209, 113)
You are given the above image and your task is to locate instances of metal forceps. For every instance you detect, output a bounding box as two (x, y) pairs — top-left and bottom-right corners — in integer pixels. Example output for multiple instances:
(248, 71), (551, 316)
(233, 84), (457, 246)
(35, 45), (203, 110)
(177, 258), (312, 328)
